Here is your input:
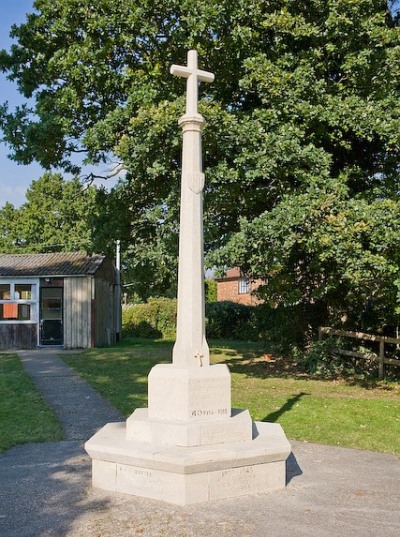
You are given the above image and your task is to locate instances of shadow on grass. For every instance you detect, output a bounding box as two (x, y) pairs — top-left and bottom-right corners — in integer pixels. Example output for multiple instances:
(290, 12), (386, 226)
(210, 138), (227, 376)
(259, 391), (306, 485)
(211, 344), (400, 391)
(262, 392), (309, 423)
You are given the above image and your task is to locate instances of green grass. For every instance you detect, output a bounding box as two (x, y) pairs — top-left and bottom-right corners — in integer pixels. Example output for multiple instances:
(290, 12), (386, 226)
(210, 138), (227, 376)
(62, 338), (400, 456)
(0, 354), (63, 452)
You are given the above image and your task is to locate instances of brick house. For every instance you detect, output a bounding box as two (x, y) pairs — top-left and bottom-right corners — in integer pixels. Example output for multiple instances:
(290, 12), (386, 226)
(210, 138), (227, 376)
(215, 268), (263, 306)
(0, 252), (120, 350)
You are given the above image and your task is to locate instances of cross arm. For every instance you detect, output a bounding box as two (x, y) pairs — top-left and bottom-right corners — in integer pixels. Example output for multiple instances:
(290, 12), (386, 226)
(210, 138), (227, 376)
(170, 65), (215, 84)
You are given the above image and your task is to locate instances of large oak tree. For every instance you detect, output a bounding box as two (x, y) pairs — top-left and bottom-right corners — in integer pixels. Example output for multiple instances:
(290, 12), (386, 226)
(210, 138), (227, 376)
(1, 1), (400, 329)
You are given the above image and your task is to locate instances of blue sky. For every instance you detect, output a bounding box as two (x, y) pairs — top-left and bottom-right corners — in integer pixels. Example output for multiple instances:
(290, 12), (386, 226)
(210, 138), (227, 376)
(0, 1), (118, 209)
(0, 1), (44, 208)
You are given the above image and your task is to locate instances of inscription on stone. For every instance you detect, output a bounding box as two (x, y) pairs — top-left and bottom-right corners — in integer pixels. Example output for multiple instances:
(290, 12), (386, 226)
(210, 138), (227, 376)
(215, 466), (258, 494)
(188, 377), (230, 420)
(191, 408), (229, 417)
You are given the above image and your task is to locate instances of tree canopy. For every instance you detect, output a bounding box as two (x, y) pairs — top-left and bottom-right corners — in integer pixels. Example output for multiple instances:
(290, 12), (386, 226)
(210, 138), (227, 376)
(1, 1), (400, 331)
(0, 172), (97, 253)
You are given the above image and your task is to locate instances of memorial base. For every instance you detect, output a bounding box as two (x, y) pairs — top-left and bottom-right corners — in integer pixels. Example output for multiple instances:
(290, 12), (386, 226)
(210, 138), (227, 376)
(85, 420), (291, 506)
(86, 363), (291, 505)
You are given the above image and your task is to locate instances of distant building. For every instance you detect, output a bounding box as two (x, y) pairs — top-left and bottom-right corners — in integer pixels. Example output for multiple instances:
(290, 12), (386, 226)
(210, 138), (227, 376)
(0, 252), (119, 349)
(215, 268), (263, 306)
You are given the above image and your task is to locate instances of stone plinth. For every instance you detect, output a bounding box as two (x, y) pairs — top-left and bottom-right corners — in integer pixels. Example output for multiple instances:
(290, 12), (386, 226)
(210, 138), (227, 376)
(126, 363), (252, 448)
(85, 362), (291, 505)
(127, 408), (253, 447)
(147, 363), (231, 422)
(85, 420), (291, 506)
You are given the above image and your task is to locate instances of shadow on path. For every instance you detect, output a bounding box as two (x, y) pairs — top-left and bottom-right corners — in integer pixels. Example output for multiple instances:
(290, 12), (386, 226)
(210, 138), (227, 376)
(262, 393), (308, 485)
(0, 441), (110, 537)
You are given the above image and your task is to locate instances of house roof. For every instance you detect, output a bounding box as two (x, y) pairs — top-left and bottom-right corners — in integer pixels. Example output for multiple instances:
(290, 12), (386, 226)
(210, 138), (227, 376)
(0, 252), (105, 278)
(215, 267), (243, 281)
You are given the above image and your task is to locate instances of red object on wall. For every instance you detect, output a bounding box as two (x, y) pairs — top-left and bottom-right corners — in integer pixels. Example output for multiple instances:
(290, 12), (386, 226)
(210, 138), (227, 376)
(3, 303), (18, 319)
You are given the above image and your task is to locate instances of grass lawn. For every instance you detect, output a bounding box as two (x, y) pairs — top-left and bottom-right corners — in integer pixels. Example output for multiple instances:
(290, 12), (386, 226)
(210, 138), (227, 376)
(62, 338), (400, 456)
(0, 354), (63, 452)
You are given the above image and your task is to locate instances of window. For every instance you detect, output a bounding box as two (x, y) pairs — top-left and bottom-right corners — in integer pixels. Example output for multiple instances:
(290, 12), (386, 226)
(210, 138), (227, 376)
(15, 284), (33, 300)
(0, 284), (10, 300)
(0, 280), (38, 323)
(238, 278), (250, 294)
(0, 303), (31, 321)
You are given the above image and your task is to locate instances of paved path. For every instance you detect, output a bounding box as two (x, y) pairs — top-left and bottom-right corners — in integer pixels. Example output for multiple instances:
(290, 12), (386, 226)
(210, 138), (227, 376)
(0, 349), (399, 537)
(16, 349), (123, 440)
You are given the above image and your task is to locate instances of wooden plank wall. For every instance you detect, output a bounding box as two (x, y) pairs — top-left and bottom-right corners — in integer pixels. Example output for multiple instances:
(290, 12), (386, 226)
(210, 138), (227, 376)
(94, 278), (116, 346)
(63, 277), (91, 349)
(0, 324), (37, 349)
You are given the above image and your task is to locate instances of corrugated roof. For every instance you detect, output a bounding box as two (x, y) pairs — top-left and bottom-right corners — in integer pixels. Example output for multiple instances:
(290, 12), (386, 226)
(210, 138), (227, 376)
(0, 252), (105, 277)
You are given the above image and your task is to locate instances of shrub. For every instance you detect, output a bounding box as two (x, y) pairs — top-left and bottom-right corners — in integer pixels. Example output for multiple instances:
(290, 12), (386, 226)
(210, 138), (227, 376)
(292, 338), (365, 376)
(204, 279), (217, 302)
(205, 301), (259, 340)
(122, 297), (324, 345)
(251, 302), (330, 351)
(122, 297), (177, 339)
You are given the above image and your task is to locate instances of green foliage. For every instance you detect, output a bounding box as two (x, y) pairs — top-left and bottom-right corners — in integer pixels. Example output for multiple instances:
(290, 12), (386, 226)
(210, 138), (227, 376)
(204, 278), (217, 302)
(0, 172), (97, 253)
(292, 339), (353, 376)
(213, 178), (400, 333)
(122, 297), (259, 342)
(253, 303), (327, 350)
(205, 301), (258, 340)
(122, 297), (177, 339)
(1, 1), (400, 324)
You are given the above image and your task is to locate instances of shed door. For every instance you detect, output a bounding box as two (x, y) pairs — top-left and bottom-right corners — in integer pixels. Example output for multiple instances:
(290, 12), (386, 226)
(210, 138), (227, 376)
(40, 288), (63, 345)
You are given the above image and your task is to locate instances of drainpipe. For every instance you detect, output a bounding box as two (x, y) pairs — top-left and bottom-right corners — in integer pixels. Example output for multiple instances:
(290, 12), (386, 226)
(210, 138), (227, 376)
(116, 239), (121, 342)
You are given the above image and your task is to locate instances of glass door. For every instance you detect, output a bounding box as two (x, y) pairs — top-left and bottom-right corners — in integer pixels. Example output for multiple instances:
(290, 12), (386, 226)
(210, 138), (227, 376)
(40, 288), (63, 345)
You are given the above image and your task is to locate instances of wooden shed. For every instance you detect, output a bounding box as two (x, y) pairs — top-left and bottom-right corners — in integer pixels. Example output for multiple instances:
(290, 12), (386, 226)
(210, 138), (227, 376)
(0, 252), (120, 350)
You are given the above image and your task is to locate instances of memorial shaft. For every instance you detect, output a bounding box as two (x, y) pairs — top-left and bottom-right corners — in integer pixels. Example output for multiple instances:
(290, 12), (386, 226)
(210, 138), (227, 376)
(171, 50), (214, 368)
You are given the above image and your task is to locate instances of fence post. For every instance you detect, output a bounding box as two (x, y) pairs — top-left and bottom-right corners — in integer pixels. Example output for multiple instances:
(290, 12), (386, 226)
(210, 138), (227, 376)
(379, 340), (384, 380)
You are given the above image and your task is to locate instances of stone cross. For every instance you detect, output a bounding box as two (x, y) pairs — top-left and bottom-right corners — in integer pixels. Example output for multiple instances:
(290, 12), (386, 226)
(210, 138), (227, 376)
(171, 50), (214, 117)
(170, 50), (214, 368)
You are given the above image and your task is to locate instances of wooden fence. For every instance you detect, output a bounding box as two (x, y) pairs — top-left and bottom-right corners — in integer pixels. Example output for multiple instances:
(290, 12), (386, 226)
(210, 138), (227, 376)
(318, 326), (400, 379)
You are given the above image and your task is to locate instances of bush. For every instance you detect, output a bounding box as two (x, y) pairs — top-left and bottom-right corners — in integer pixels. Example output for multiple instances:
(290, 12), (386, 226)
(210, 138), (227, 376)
(122, 297), (325, 346)
(292, 338), (366, 376)
(205, 301), (259, 340)
(252, 303), (319, 350)
(122, 297), (177, 339)
(204, 279), (217, 302)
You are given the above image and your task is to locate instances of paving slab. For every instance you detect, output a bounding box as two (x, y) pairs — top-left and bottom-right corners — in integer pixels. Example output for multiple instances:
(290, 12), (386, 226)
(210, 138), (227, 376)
(0, 349), (399, 536)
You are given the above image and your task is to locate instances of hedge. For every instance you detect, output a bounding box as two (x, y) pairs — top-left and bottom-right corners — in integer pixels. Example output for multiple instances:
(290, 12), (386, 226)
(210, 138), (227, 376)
(122, 297), (177, 339)
(122, 297), (316, 347)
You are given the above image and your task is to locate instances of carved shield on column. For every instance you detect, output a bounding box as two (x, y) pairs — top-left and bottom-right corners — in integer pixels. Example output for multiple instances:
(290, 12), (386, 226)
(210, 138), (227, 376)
(186, 171), (205, 194)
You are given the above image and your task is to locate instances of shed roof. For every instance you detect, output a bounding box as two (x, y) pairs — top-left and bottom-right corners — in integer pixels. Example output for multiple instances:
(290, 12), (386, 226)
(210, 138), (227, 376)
(0, 252), (105, 278)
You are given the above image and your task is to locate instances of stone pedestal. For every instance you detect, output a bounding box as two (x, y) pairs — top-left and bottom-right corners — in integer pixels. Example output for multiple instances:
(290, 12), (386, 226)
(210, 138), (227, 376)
(85, 363), (291, 505)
